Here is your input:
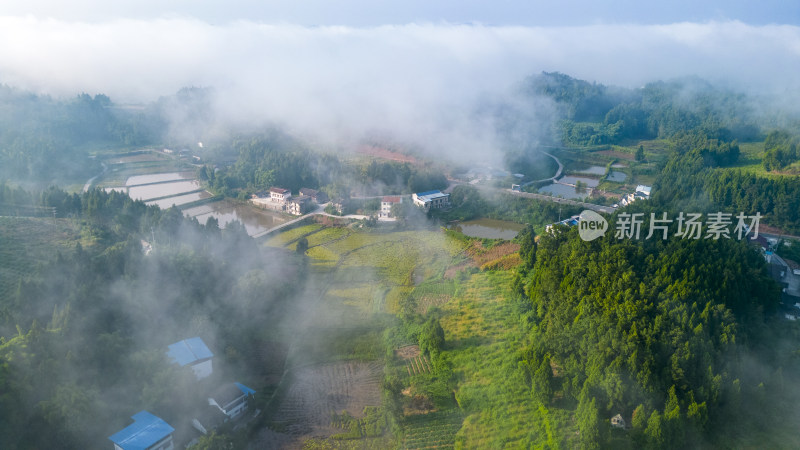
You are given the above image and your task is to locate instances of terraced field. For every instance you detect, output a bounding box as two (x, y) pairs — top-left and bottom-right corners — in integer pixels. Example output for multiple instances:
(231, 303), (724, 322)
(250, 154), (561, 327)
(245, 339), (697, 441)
(270, 361), (384, 437)
(440, 271), (575, 448)
(403, 410), (464, 449)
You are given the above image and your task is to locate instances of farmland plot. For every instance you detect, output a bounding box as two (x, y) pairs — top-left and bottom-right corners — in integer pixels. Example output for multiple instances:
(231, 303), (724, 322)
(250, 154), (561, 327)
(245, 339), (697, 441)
(271, 361), (383, 437)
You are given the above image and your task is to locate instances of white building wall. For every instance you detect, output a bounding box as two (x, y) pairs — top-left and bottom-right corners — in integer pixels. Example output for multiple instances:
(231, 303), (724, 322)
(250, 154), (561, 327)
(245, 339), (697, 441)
(192, 359), (213, 380)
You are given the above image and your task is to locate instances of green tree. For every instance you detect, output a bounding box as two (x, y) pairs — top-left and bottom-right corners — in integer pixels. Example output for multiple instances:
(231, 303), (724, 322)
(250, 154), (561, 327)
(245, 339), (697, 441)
(635, 144), (645, 162)
(419, 317), (445, 357)
(532, 356), (554, 405)
(296, 237), (309, 254)
(577, 391), (603, 450)
(645, 410), (665, 449)
(517, 224), (537, 270)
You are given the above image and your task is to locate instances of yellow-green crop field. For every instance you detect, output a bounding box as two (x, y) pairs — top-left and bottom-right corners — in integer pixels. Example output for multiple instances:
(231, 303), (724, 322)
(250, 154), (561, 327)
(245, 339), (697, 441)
(266, 226), (469, 316)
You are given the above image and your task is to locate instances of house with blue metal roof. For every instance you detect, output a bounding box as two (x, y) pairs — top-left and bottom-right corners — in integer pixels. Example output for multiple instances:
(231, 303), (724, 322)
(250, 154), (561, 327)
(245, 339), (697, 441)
(412, 190), (450, 211)
(109, 411), (175, 450)
(192, 382), (257, 436)
(166, 337), (213, 380)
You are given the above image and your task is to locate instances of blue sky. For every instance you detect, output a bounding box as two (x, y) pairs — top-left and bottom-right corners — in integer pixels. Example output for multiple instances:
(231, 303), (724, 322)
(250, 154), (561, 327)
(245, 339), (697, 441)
(3, 0), (799, 26)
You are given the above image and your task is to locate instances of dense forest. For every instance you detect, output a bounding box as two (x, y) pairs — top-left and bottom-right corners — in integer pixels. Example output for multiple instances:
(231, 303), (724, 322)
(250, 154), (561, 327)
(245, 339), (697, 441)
(0, 185), (298, 448)
(201, 134), (449, 200)
(515, 203), (795, 448)
(529, 72), (762, 146)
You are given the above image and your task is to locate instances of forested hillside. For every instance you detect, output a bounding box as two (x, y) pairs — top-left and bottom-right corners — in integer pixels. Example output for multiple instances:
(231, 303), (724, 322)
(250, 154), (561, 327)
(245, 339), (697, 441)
(0, 185), (298, 448)
(515, 205), (800, 447)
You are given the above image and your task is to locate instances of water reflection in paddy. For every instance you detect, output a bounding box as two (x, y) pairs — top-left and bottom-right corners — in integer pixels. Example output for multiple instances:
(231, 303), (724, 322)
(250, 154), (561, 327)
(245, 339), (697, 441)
(557, 176), (599, 187)
(146, 191), (212, 209)
(126, 172), (194, 186)
(127, 180), (201, 201)
(537, 183), (587, 199)
(184, 200), (290, 236)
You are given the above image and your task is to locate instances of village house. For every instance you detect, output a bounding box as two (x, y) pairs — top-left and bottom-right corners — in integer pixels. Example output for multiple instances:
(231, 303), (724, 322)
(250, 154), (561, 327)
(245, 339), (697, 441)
(611, 413), (627, 429)
(109, 411), (175, 450)
(329, 198), (347, 215)
(269, 187), (291, 203)
(300, 188), (329, 204)
(616, 185), (652, 208)
(412, 190), (450, 211)
(545, 214), (580, 233)
(286, 195), (313, 215)
(209, 382), (256, 419)
(166, 337), (214, 380)
(380, 196), (402, 219)
(192, 383), (256, 436)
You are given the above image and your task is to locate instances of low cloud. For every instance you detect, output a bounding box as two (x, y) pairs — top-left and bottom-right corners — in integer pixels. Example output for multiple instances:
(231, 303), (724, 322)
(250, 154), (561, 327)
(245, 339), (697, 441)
(1, 17), (798, 158)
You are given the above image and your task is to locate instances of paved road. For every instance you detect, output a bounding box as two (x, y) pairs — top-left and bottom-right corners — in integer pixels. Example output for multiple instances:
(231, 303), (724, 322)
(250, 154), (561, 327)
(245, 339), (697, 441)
(482, 186), (616, 214)
(251, 205), (369, 239)
(83, 162), (108, 192)
(522, 151), (564, 186)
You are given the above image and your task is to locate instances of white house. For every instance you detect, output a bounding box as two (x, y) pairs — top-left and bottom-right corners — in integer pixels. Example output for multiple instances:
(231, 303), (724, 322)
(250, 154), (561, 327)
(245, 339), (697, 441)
(269, 187), (291, 203)
(635, 185), (652, 198)
(166, 337), (213, 380)
(412, 190), (450, 211)
(380, 196), (402, 219)
(109, 411), (175, 450)
(286, 195), (313, 215)
(208, 382), (256, 420)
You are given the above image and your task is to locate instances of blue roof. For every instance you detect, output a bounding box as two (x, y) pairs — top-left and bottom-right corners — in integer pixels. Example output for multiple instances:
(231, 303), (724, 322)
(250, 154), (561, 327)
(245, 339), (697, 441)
(235, 382), (256, 396)
(109, 411), (174, 450)
(415, 190), (449, 202)
(166, 337), (213, 366)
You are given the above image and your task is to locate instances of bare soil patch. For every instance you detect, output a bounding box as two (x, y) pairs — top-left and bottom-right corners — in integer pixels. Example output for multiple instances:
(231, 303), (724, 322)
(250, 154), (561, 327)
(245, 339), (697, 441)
(357, 145), (418, 164)
(268, 361), (383, 438)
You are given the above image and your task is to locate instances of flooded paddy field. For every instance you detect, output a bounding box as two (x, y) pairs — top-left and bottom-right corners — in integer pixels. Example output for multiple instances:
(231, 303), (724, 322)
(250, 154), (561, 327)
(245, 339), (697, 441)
(127, 180), (202, 201)
(537, 183), (588, 199)
(557, 175), (600, 187)
(145, 191), (212, 209)
(126, 172), (195, 186)
(606, 171), (627, 182)
(184, 200), (290, 236)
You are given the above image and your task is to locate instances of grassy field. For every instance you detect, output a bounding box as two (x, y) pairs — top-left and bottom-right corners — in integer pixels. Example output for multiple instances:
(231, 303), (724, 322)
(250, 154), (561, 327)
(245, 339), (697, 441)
(263, 224), (578, 447)
(439, 271), (575, 448)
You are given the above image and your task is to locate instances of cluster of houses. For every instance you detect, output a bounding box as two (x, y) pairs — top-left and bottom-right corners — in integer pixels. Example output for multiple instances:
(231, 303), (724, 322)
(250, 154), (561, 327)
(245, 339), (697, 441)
(380, 190), (451, 219)
(614, 185), (652, 208)
(755, 237), (800, 321)
(108, 337), (256, 450)
(249, 186), (450, 220)
(250, 187), (329, 215)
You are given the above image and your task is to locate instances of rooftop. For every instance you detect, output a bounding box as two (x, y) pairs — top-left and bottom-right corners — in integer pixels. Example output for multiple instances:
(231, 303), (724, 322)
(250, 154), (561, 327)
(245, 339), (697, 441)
(270, 187), (290, 194)
(415, 190), (449, 202)
(166, 337), (213, 367)
(211, 382), (256, 408)
(289, 195), (311, 203)
(382, 196), (401, 203)
(109, 411), (174, 450)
